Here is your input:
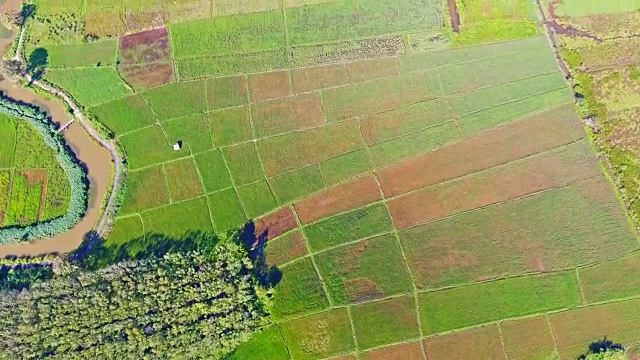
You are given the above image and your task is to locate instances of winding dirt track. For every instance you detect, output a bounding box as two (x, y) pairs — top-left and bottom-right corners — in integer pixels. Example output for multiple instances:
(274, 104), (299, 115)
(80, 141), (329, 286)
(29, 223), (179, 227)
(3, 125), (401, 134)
(0, 10), (119, 256)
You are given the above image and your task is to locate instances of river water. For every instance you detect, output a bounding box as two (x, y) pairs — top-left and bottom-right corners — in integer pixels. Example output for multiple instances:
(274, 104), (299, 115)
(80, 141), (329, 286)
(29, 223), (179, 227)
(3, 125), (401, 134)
(0, 0), (113, 257)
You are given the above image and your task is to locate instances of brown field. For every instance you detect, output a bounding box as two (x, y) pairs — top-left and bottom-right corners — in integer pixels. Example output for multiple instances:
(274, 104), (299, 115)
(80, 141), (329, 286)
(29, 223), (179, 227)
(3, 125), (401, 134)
(163, 159), (204, 202)
(119, 62), (175, 90)
(326, 355), (357, 360)
(207, 76), (248, 109)
(85, 12), (126, 37)
(424, 325), (505, 360)
(264, 230), (308, 266)
(253, 206), (298, 245)
(346, 57), (400, 83)
(362, 341), (425, 360)
(400, 176), (637, 289)
(377, 104), (586, 197)
(123, 10), (164, 33)
(578, 252), (640, 303)
(119, 27), (171, 64)
(258, 121), (363, 176)
(291, 64), (349, 93)
(251, 93), (325, 137)
(360, 99), (451, 146)
(249, 70), (292, 102)
(501, 316), (557, 360)
(21, 169), (48, 220)
(212, 0), (280, 16)
(387, 141), (601, 228)
(549, 298), (640, 360)
(295, 174), (382, 224)
(606, 107), (640, 155)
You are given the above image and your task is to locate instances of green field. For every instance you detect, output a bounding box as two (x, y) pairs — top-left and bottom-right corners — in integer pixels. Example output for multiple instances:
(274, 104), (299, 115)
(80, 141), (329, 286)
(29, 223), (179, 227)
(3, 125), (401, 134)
(17, 1), (640, 359)
(554, 0), (640, 16)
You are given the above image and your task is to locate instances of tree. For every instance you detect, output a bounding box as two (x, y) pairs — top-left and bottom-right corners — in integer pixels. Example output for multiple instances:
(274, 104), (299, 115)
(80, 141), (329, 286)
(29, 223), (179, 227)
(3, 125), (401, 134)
(27, 47), (48, 80)
(2, 59), (23, 77)
(578, 338), (626, 360)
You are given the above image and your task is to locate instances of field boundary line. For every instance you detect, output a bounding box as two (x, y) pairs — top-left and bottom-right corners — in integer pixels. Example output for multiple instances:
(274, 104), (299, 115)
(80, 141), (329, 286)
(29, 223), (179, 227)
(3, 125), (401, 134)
(347, 306), (359, 353)
(160, 163), (172, 204)
(435, 67), (463, 138)
(190, 146), (216, 231)
(136, 212), (146, 243)
(545, 315), (562, 360)
(398, 173), (604, 232)
(497, 322), (510, 360)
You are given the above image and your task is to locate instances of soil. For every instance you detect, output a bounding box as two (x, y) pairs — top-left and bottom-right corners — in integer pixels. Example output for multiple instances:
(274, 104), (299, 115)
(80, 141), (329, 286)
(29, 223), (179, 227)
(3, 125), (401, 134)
(362, 342), (424, 360)
(345, 57), (399, 83)
(291, 64), (349, 93)
(119, 62), (175, 90)
(249, 70), (292, 102)
(252, 206), (298, 246)
(424, 325), (505, 360)
(377, 104), (585, 197)
(0, 1), (113, 256)
(295, 174), (382, 224)
(387, 142), (601, 228)
(448, 0), (461, 33)
(119, 27), (170, 64)
(343, 277), (384, 303)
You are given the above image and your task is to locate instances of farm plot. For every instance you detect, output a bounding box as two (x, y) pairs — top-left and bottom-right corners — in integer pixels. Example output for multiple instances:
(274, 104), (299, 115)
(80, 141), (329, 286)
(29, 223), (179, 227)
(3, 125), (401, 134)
(578, 252), (640, 303)
(5, 171), (46, 227)
(44, 40), (118, 68)
(553, 0), (640, 16)
(351, 296), (420, 349)
(361, 342), (425, 360)
(500, 316), (558, 360)
(0, 118), (17, 167)
(118, 27), (175, 89)
(423, 325), (505, 360)
(45, 67), (132, 107)
(88, 94), (157, 135)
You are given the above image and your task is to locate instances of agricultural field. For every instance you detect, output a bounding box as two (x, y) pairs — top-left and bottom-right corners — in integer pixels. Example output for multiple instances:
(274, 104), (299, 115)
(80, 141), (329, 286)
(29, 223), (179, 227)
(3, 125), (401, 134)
(0, 115), (71, 227)
(19, 0), (640, 359)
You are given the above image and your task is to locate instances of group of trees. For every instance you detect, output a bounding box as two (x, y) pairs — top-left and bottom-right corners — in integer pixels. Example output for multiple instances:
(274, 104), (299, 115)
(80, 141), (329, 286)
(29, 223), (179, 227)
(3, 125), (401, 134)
(0, 237), (269, 359)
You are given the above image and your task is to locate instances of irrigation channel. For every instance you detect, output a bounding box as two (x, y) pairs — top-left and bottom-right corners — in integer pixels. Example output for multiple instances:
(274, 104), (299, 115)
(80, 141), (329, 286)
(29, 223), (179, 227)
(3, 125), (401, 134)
(0, 0), (117, 257)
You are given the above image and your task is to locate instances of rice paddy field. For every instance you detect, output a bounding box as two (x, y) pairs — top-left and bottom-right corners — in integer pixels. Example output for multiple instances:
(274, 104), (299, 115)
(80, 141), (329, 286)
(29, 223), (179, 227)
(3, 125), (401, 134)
(0, 115), (71, 227)
(19, 0), (640, 358)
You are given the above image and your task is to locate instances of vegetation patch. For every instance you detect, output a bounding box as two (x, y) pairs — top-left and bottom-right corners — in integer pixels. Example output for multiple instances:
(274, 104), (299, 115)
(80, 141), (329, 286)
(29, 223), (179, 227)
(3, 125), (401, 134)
(291, 64), (348, 93)
(237, 181), (277, 219)
(207, 76), (248, 110)
(0, 118), (16, 167)
(221, 142), (265, 186)
(351, 296), (420, 349)
(269, 165), (325, 204)
(88, 94), (157, 135)
(208, 107), (253, 147)
(6, 171), (45, 227)
(119, 62), (175, 90)
(249, 70), (292, 102)
(104, 215), (145, 249)
(208, 189), (247, 232)
(162, 113), (213, 153)
(164, 158), (204, 202)
(251, 93), (324, 138)
(194, 149), (233, 193)
(119, 27), (171, 65)
(119, 125), (183, 169)
(418, 272), (581, 334)
(317, 149), (372, 187)
(314, 234), (413, 305)
(141, 197), (213, 238)
(270, 257), (330, 319)
(501, 316), (558, 360)
(400, 177), (637, 289)
(45, 67), (132, 107)
(227, 325), (290, 360)
(423, 324), (505, 360)
(142, 80), (207, 121)
(579, 252), (640, 303)
(280, 308), (354, 360)
(45, 40), (118, 68)
(121, 165), (169, 214)
(362, 342), (424, 360)
(264, 230), (308, 267)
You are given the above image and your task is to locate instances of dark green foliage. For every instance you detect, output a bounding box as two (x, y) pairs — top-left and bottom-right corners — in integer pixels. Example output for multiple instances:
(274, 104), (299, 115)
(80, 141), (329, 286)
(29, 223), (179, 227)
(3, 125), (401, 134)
(0, 238), (269, 359)
(0, 264), (53, 291)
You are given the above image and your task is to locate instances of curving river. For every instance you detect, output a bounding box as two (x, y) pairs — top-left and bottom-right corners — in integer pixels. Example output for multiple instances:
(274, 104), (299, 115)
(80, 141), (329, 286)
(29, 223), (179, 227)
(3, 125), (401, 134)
(0, 0), (114, 257)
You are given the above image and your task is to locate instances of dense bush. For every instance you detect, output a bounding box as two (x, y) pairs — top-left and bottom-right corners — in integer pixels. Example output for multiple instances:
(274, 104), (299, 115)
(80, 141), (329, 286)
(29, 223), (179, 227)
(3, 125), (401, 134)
(0, 237), (268, 359)
(0, 94), (88, 243)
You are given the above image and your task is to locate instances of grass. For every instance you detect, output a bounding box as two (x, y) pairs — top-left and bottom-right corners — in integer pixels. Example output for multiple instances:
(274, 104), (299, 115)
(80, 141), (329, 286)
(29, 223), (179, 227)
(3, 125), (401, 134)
(141, 197), (213, 238)
(44, 40), (118, 68)
(264, 230), (309, 267)
(418, 272), (581, 334)
(6, 172), (44, 227)
(501, 316), (557, 360)
(227, 325), (290, 360)
(141, 80), (207, 121)
(257, 121), (363, 176)
(175, 50), (289, 78)
(314, 234), (414, 305)
(0, 118), (16, 167)
(351, 296), (420, 350)
(237, 181), (277, 219)
(194, 150), (233, 193)
(42, 165), (71, 221)
(208, 107), (253, 147)
(206, 76), (248, 110)
(280, 308), (354, 360)
(207, 189), (247, 232)
(105, 215), (145, 248)
(0, 171), (12, 224)
(170, 11), (286, 58)
(251, 93), (324, 138)
(401, 177), (638, 289)
(45, 67), (132, 107)
(578, 252), (640, 303)
(88, 94), (157, 134)
(304, 203), (393, 251)
(119, 125), (183, 170)
(269, 165), (325, 204)
(554, 0), (640, 16)
(270, 257), (330, 319)
(317, 150), (372, 187)
(163, 159), (204, 203)
(162, 113), (214, 153)
(221, 143), (265, 186)
(121, 165), (170, 214)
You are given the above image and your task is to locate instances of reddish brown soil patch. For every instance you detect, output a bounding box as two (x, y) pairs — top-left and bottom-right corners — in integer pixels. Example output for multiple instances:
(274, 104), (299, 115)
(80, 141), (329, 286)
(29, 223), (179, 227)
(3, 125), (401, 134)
(343, 277), (384, 303)
(124, 11), (164, 33)
(377, 104), (585, 197)
(387, 141), (601, 228)
(264, 230), (308, 266)
(424, 325), (505, 360)
(295, 175), (382, 224)
(119, 62), (175, 90)
(252, 93), (325, 137)
(119, 27), (171, 64)
(346, 57), (400, 83)
(448, 0), (461, 32)
(501, 317), (557, 360)
(362, 341), (424, 360)
(20, 169), (48, 221)
(291, 64), (348, 93)
(252, 206), (298, 246)
(249, 71), (292, 102)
